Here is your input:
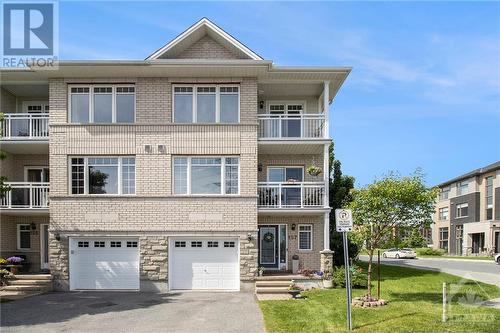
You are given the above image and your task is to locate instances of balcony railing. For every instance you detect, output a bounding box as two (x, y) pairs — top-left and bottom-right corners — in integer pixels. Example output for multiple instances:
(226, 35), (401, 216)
(0, 182), (49, 209)
(258, 182), (325, 208)
(1, 113), (49, 139)
(258, 114), (325, 139)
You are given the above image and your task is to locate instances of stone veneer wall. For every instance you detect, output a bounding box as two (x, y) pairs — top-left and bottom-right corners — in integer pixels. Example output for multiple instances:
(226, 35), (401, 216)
(49, 232), (69, 291)
(140, 236), (168, 291)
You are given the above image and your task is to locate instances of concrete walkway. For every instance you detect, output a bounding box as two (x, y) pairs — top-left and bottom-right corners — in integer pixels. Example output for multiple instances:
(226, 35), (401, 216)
(1, 291), (265, 333)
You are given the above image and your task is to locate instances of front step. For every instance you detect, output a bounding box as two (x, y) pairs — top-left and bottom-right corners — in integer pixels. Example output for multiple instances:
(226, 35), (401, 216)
(8, 274), (52, 280)
(255, 280), (291, 288)
(3, 285), (50, 292)
(8, 279), (52, 286)
(255, 286), (290, 294)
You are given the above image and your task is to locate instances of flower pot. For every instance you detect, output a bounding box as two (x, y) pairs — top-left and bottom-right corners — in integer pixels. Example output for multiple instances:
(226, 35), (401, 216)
(10, 265), (21, 275)
(323, 279), (333, 288)
(288, 290), (301, 299)
(292, 259), (299, 274)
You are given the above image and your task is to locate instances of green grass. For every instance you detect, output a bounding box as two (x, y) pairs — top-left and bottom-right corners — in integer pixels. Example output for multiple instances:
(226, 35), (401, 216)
(418, 255), (493, 261)
(259, 264), (500, 333)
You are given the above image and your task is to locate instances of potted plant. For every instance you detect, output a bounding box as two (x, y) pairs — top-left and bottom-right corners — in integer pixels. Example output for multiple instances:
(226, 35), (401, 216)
(6, 256), (24, 275)
(0, 258), (7, 267)
(292, 254), (300, 274)
(0, 268), (10, 286)
(306, 165), (322, 177)
(258, 266), (265, 277)
(288, 282), (303, 299)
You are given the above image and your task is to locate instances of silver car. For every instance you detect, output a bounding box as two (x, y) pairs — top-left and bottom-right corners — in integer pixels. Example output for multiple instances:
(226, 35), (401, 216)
(495, 253), (500, 264)
(383, 248), (417, 259)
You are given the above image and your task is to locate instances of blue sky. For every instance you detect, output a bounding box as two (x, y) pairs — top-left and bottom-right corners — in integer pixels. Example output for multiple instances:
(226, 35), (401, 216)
(58, 1), (500, 187)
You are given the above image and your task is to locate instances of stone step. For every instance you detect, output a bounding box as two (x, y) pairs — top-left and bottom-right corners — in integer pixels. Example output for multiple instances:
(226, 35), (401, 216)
(9, 274), (52, 280)
(0, 290), (45, 300)
(255, 280), (291, 288)
(255, 286), (290, 294)
(3, 285), (50, 292)
(8, 279), (52, 286)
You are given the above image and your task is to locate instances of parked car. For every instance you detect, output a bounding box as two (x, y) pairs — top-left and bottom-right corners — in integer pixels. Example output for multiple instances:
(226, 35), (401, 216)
(382, 248), (417, 259)
(495, 253), (500, 264)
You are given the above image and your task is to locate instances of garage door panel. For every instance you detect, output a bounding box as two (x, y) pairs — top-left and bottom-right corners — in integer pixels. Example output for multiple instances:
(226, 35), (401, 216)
(170, 238), (239, 291)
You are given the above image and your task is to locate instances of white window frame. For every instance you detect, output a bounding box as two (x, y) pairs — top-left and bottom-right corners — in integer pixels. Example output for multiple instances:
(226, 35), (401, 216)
(266, 166), (304, 182)
(172, 156), (240, 196)
(68, 84), (136, 123)
(172, 84), (240, 123)
(22, 101), (49, 113)
(266, 100), (307, 115)
(68, 156), (136, 196)
(298, 224), (313, 251)
(456, 203), (469, 218)
(438, 207), (449, 221)
(24, 166), (50, 182)
(457, 181), (469, 196)
(17, 224), (31, 250)
(439, 187), (450, 200)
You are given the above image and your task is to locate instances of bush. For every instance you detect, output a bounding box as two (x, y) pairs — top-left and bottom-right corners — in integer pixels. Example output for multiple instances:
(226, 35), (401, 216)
(332, 264), (368, 289)
(415, 247), (445, 256)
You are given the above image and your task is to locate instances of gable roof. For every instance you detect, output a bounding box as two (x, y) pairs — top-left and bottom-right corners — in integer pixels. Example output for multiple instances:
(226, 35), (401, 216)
(146, 18), (263, 61)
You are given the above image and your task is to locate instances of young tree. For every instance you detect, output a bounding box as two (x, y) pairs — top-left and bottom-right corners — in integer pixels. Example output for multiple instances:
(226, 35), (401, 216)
(349, 171), (438, 298)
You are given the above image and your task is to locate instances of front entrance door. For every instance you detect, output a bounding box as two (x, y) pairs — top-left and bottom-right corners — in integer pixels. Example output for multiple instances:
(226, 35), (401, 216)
(40, 224), (49, 270)
(259, 225), (279, 269)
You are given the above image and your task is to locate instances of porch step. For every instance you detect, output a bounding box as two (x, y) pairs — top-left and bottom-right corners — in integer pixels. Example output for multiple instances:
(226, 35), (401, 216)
(8, 279), (52, 286)
(255, 286), (290, 294)
(0, 290), (46, 301)
(3, 285), (51, 292)
(8, 274), (52, 280)
(255, 280), (291, 288)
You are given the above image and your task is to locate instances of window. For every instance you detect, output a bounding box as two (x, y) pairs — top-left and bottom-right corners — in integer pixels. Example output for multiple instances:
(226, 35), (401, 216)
(69, 85), (135, 123)
(191, 241), (203, 248)
(298, 224), (313, 250)
(455, 225), (463, 255)
(440, 187), (450, 200)
(224, 241), (235, 248)
(173, 85), (239, 123)
(439, 227), (449, 250)
(267, 167), (303, 182)
(456, 203), (468, 218)
(173, 156), (239, 195)
(127, 241), (138, 248)
(78, 241), (89, 248)
(457, 181), (469, 196)
(438, 207), (449, 221)
(70, 157), (135, 195)
(208, 241), (219, 248)
(174, 241), (186, 248)
(94, 241), (105, 248)
(17, 224), (31, 249)
(110, 241), (121, 248)
(486, 176), (493, 220)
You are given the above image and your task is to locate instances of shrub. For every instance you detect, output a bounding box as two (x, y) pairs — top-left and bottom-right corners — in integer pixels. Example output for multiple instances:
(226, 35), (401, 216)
(0, 258), (7, 265)
(332, 265), (368, 289)
(6, 256), (24, 264)
(415, 247), (445, 256)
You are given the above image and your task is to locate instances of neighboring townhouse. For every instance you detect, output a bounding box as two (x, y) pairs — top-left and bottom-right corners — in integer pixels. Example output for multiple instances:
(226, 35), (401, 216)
(0, 18), (350, 292)
(432, 161), (500, 256)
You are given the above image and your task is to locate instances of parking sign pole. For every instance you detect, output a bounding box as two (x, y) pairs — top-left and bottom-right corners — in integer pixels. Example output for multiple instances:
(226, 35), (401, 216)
(343, 231), (352, 330)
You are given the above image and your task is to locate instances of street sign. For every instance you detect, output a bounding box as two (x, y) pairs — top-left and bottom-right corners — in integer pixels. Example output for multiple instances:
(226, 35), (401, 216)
(335, 209), (353, 232)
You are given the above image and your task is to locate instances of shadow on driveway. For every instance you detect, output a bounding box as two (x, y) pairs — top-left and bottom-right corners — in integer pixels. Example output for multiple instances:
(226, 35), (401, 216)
(1, 291), (264, 333)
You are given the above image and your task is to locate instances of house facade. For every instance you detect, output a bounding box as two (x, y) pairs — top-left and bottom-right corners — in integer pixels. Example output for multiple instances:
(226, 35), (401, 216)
(0, 19), (350, 291)
(432, 161), (500, 256)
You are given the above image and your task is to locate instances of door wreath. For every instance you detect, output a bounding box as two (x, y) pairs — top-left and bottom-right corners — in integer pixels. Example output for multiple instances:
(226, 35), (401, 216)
(263, 232), (274, 242)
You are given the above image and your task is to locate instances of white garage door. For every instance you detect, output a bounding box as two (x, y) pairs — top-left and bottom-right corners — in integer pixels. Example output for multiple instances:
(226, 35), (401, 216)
(69, 238), (139, 290)
(170, 238), (239, 290)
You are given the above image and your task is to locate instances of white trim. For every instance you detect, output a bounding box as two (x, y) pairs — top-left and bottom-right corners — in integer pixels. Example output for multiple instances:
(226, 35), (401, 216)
(22, 100), (49, 113)
(265, 100), (307, 115)
(266, 166), (304, 182)
(146, 18), (262, 60)
(40, 223), (49, 270)
(298, 224), (313, 251)
(24, 166), (49, 182)
(17, 224), (31, 250)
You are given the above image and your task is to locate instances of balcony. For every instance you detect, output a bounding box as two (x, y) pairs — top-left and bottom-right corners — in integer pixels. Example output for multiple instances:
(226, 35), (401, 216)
(258, 114), (325, 139)
(258, 182), (327, 214)
(0, 182), (49, 214)
(0, 113), (49, 154)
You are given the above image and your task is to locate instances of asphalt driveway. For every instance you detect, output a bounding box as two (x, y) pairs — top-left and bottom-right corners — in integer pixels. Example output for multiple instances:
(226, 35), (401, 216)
(1, 291), (264, 333)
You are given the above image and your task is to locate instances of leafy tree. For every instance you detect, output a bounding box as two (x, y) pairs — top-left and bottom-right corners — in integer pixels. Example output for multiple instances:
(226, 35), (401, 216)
(349, 171), (438, 297)
(328, 144), (358, 267)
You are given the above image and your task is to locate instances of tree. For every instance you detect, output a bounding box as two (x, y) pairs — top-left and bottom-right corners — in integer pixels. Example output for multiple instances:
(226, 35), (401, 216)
(348, 171), (438, 298)
(328, 144), (358, 266)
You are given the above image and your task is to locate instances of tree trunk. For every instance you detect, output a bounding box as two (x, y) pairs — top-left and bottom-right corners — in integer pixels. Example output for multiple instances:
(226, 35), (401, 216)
(367, 249), (373, 298)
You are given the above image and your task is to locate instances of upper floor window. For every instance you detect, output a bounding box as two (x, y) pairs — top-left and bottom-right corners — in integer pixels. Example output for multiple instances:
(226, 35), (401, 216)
(485, 176), (493, 220)
(69, 85), (135, 124)
(70, 156), (135, 195)
(268, 102), (304, 115)
(439, 187), (450, 200)
(173, 156), (239, 195)
(456, 203), (468, 218)
(438, 207), (449, 221)
(173, 85), (239, 124)
(457, 181), (469, 196)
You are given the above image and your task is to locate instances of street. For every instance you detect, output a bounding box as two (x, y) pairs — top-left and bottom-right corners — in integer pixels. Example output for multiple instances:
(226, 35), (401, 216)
(359, 255), (500, 287)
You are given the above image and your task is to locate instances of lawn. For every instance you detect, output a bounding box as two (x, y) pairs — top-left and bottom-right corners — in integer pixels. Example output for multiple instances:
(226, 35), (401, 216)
(418, 255), (493, 261)
(259, 264), (500, 333)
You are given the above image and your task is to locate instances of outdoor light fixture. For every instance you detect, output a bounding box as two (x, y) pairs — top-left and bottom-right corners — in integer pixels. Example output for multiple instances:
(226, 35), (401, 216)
(55, 233), (61, 241)
(30, 223), (36, 230)
(258, 163), (263, 172)
(291, 224), (296, 231)
(247, 233), (253, 241)
(259, 101), (264, 109)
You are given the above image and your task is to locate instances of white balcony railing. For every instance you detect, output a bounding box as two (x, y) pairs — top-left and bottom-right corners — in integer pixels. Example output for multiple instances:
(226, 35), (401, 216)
(258, 182), (325, 208)
(258, 114), (325, 139)
(0, 182), (49, 209)
(1, 113), (49, 139)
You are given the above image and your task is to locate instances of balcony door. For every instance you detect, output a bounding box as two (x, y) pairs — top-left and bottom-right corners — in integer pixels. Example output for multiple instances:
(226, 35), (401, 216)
(268, 102), (303, 137)
(268, 167), (303, 207)
(25, 167), (49, 183)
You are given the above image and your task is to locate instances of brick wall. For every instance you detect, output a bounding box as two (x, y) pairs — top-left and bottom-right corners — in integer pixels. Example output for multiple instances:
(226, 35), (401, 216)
(258, 154), (324, 182)
(0, 154), (49, 181)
